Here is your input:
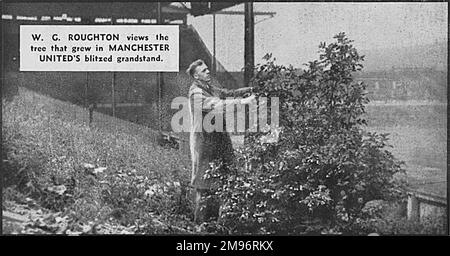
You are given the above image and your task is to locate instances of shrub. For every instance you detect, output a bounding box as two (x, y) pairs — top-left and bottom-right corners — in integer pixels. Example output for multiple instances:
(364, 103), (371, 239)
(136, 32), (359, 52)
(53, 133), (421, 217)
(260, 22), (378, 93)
(355, 215), (447, 235)
(208, 33), (406, 234)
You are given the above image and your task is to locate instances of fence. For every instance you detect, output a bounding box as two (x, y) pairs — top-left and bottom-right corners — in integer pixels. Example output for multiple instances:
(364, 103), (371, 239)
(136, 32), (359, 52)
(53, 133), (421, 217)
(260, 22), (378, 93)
(407, 189), (447, 222)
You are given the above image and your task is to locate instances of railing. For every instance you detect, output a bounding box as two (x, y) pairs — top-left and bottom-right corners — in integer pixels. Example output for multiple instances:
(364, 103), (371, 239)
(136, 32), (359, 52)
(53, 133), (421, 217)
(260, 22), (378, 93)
(407, 189), (447, 221)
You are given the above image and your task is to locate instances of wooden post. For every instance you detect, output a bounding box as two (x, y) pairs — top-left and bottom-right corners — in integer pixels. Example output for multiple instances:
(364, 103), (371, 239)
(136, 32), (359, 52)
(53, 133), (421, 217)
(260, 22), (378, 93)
(407, 193), (420, 221)
(82, 17), (92, 125)
(85, 72), (88, 108)
(86, 72), (92, 125)
(244, 2), (254, 87)
(111, 72), (116, 118)
(110, 18), (116, 119)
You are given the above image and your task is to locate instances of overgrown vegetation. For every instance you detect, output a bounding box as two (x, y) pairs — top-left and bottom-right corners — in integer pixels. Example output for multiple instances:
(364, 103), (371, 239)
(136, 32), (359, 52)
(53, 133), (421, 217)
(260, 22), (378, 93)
(2, 33), (446, 235)
(2, 89), (195, 234)
(207, 33), (415, 235)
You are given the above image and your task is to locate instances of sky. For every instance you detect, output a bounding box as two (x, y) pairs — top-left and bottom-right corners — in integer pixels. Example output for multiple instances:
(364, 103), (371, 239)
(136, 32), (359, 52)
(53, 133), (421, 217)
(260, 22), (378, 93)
(188, 2), (448, 71)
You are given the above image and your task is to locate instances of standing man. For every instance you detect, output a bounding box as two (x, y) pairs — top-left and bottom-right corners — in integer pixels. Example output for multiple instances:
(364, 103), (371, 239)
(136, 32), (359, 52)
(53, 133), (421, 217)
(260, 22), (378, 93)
(187, 59), (254, 224)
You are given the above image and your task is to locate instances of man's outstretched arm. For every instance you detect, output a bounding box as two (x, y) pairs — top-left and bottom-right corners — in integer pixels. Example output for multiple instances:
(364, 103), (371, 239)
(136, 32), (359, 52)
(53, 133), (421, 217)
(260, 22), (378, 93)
(215, 86), (253, 98)
(190, 89), (256, 114)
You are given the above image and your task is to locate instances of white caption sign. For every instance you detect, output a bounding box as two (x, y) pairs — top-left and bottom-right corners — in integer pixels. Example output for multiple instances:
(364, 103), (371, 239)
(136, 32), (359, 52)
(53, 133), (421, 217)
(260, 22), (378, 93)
(20, 25), (179, 72)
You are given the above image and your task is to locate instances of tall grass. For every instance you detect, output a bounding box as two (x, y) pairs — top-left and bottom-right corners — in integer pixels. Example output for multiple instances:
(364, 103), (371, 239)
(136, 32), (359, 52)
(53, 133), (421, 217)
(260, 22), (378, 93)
(2, 87), (194, 233)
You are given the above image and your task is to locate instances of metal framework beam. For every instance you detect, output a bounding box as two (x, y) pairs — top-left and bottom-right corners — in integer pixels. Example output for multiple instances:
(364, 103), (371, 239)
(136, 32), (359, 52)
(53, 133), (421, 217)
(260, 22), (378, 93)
(2, 2), (189, 22)
(213, 10), (275, 16)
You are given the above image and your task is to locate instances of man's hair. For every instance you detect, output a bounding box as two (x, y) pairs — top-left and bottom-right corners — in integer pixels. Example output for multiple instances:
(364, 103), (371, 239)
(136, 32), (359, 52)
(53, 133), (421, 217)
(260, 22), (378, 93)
(186, 59), (205, 78)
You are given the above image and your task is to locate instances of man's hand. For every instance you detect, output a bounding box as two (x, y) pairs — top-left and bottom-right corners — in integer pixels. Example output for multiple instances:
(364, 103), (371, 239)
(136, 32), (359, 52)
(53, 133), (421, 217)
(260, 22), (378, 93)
(241, 94), (256, 105)
(233, 87), (254, 97)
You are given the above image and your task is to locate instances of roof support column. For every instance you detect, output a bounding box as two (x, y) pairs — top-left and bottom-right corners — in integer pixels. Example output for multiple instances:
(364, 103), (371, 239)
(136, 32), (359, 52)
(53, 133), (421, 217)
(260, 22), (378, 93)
(244, 2), (254, 87)
(212, 13), (216, 75)
(157, 2), (164, 131)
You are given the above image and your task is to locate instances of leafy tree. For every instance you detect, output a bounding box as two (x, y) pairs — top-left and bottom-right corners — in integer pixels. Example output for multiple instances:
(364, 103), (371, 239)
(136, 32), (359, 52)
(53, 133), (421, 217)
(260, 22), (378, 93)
(207, 33), (406, 234)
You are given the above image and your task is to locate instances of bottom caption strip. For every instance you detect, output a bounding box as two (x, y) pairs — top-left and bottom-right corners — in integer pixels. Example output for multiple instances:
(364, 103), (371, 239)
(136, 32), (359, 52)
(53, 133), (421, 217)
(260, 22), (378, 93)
(176, 240), (274, 254)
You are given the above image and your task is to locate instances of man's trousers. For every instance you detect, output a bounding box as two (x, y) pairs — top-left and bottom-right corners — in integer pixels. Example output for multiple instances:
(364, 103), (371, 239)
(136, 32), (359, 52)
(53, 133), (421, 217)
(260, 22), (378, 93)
(193, 188), (220, 224)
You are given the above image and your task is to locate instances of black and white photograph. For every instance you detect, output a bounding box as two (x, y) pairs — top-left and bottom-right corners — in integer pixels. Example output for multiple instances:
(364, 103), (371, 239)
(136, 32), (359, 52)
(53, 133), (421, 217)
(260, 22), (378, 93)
(1, 1), (448, 237)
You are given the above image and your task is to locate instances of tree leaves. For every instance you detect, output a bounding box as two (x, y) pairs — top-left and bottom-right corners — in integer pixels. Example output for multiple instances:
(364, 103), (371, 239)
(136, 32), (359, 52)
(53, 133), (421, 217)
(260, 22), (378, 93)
(208, 33), (406, 235)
